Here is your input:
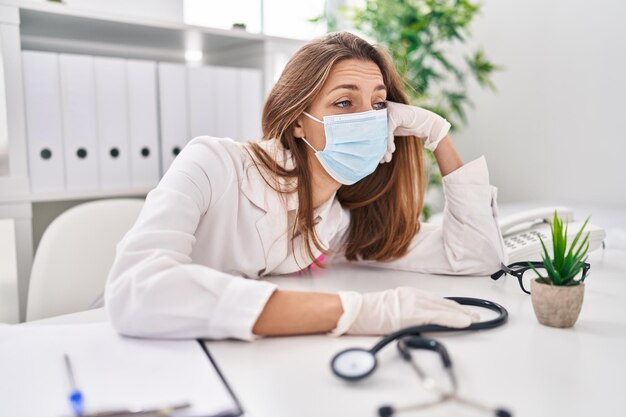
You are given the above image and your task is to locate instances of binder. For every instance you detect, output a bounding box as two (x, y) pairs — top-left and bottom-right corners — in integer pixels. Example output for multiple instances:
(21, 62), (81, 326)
(158, 62), (189, 172)
(187, 65), (216, 139)
(213, 66), (239, 139)
(238, 68), (263, 141)
(94, 57), (131, 189)
(127, 59), (161, 188)
(187, 65), (264, 141)
(21, 51), (66, 193)
(58, 53), (100, 191)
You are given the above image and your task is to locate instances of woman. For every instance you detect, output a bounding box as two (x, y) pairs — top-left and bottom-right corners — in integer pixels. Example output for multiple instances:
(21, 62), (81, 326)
(105, 32), (506, 341)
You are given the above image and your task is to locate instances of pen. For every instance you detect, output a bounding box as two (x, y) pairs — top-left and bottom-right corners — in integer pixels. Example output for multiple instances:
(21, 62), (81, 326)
(64, 353), (84, 417)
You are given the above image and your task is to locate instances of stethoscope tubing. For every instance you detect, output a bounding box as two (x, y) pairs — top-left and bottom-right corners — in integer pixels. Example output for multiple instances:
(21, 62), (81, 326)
(369, 297), (508, 354)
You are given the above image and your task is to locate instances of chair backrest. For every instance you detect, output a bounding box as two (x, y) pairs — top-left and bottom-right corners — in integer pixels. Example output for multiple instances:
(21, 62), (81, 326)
(26, 198), (144, 321)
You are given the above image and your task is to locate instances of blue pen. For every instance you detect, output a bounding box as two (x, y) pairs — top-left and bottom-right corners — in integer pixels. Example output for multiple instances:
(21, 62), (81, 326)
(63, 353), (84, 417)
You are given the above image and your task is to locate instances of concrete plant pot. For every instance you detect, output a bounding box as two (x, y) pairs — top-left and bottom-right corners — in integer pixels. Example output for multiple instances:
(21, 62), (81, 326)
(530, 279), (585, 328)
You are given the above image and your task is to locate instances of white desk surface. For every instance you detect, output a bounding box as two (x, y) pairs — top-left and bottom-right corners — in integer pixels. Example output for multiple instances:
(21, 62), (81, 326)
(27, 248), (626, 417)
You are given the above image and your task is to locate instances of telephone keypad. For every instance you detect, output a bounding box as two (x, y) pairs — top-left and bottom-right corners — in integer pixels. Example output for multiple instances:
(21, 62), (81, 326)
(504, 231), (549, 249)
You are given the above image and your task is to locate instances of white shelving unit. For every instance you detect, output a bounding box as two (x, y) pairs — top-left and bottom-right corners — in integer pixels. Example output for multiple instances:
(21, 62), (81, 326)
(0, 0), (304, 323)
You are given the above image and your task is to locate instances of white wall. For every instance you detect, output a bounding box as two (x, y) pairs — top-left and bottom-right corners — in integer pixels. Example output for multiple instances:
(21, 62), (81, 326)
(452, 0), (626, 208)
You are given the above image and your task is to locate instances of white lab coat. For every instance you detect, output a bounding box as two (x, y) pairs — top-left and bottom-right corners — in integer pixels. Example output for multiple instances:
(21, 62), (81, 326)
(105, 136), (506, 341)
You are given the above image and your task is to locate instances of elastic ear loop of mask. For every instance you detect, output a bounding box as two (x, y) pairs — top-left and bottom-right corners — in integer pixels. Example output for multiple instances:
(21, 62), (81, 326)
(301, 137), (318, 153)
(303, 111), (324, 124)
(301, 112), (325, 153)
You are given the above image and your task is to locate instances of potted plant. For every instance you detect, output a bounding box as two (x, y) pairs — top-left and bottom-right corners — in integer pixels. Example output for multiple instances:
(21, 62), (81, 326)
(529, 211), (591, 328)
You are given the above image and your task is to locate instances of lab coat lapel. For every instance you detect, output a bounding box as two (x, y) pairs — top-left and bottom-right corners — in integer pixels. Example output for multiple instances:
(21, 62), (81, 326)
(271, 192), (345, 275)
(240, 140), (298, 276)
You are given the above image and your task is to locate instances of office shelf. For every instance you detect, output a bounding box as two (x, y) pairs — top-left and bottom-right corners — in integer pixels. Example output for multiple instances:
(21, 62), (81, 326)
(0, 186), (151, 204)
(29, 187), (153, 203)
(0, 0), (304, 323)
(19, 4), (264, 64)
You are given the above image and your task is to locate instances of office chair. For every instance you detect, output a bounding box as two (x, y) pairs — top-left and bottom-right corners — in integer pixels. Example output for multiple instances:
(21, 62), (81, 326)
(26, 198), (144, 321)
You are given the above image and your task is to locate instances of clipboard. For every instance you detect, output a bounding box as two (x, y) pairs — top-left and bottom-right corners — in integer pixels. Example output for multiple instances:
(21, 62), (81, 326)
(0, 323), (245, 417)
(197, 340), (244, 417)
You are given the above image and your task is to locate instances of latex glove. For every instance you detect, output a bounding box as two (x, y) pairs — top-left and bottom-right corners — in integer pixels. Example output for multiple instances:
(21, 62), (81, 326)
(380, 101), (452, 163)
(330, 286), (479, 336)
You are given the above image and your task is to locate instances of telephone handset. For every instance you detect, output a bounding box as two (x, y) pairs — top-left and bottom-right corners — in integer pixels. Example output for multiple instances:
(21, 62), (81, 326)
(499, 207), (606, 263)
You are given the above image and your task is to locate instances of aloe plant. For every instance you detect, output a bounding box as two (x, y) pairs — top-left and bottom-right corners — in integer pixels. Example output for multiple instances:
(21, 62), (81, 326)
(529, 211), (591, 286)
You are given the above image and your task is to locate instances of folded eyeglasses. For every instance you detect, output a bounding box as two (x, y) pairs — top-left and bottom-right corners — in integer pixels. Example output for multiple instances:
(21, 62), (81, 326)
(490, 261), (591, 294)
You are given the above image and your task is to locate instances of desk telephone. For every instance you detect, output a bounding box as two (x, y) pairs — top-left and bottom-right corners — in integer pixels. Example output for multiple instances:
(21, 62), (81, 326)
(499, 206), (606, 263)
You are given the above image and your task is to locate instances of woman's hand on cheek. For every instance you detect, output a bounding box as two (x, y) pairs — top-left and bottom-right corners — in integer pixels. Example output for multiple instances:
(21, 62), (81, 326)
(383, 101), (452, 162)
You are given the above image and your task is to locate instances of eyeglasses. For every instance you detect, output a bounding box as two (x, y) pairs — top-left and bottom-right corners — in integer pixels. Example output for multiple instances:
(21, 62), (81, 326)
(490, 261), (591, 294)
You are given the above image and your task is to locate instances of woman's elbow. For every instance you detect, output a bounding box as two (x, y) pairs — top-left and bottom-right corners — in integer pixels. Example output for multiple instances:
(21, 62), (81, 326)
(104, 274), (164, 338)
(105, 282), (143, 337)
(459, 220), (506, 276)
(473, 247), (502, 276)
(462, 238), (504, 276)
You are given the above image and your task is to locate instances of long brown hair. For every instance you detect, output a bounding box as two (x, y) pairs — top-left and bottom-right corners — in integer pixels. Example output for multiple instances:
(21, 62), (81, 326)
(246, 32), (426, 266)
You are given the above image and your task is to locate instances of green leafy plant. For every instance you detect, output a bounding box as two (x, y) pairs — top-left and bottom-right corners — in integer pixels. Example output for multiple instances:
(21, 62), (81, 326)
(529, 211), (591, 286)
(350, 0), (500, 125)
(315, 0), (502, 219)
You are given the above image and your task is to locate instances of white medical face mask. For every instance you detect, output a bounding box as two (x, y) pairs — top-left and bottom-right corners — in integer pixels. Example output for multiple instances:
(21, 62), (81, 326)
(301, 109), (388, 185)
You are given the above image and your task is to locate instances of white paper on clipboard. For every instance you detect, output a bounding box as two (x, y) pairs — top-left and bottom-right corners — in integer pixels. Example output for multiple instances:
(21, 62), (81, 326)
(0, 322), (243, 417)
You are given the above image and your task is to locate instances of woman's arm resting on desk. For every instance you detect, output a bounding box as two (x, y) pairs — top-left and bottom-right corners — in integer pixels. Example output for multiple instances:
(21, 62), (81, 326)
(252, 287), (479, 336)
(252, 291), (343, 336)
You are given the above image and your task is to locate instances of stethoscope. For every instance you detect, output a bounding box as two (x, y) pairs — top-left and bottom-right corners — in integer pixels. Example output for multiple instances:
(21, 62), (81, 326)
(330, 297), (513, 417)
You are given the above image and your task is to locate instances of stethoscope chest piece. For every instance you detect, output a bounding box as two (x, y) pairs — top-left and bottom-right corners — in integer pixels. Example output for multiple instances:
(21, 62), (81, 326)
(331, 348), (377, 381)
